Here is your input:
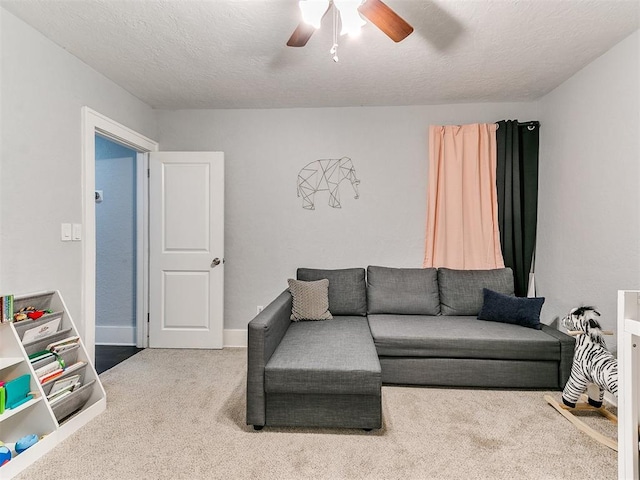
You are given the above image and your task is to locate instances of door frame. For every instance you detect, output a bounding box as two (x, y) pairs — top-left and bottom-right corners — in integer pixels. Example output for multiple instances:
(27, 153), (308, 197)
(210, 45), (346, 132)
(81, 107), (159, 361)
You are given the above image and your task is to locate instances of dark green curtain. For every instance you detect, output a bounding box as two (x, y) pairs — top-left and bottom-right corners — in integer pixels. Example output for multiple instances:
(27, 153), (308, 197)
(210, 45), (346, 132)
(495, 120), (540, 297)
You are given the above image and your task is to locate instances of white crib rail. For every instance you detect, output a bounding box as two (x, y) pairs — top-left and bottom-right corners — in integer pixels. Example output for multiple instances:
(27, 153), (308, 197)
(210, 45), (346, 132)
(618, 290), (640, 479)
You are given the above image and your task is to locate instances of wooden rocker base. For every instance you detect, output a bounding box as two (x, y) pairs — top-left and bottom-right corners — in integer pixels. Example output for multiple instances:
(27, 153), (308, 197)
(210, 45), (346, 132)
(544, 394), (617, 451)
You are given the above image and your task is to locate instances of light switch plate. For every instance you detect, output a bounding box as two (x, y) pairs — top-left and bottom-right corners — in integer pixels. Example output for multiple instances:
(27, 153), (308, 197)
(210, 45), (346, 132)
(61, 223), (71, 242)
(72, 223), (82, 241)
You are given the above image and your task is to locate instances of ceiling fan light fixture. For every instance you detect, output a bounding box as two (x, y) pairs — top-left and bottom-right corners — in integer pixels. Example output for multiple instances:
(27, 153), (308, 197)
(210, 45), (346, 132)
(333, 0), (366, 36)
(298, 0), (330, 29)
(287, 0), (413, 50)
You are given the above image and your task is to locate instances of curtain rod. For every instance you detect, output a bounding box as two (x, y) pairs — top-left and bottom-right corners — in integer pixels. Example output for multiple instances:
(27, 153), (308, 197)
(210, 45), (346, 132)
(495, 120), (540, 130)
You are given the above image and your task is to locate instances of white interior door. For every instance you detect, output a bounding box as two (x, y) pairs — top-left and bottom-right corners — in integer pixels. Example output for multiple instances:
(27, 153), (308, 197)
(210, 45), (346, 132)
(149, 151), (224, 348)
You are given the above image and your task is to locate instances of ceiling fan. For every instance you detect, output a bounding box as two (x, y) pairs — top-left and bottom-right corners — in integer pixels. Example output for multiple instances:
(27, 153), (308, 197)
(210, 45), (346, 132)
(286, 0), (414, 48)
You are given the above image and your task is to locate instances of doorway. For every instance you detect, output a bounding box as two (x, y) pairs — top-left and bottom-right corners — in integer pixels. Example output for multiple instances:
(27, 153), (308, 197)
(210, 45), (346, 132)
(94, 135), (143, 372)
(82, 107), (159, 362)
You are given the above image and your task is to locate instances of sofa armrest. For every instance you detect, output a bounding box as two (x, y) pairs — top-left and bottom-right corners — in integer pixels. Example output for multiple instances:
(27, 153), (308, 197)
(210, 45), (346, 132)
(246, 289), (292, 427)
(541, 324), (576, 389)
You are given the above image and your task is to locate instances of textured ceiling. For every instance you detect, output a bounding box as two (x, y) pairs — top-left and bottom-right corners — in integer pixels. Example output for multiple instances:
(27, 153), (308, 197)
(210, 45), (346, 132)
(2, 0), (639, 109)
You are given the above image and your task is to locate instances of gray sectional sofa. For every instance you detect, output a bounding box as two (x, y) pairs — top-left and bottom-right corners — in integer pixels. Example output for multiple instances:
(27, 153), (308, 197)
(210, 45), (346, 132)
(246, 266), (575, 431)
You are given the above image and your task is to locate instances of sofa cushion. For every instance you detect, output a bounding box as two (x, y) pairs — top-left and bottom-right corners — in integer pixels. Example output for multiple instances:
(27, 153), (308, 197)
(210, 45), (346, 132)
(265, 317), (381, 395)
(288, 279), (332, 321)
(477, 288), (545, 330)
(297, 268), (367, 316)
(438, 268), (514, 315)
(367, 266), (440, 315)
(367, 314), (560, 361)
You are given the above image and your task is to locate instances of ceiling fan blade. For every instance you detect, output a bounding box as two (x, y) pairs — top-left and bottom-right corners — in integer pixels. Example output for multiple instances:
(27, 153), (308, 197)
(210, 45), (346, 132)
(287, 2), (332, 47)
(287, 22), (317, 47)
(358, 0), (414, 42)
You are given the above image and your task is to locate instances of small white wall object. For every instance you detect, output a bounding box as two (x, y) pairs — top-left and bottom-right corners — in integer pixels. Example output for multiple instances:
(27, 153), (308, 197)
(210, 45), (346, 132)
(72, 224), (82, 241)
(60, 223), (71, 242)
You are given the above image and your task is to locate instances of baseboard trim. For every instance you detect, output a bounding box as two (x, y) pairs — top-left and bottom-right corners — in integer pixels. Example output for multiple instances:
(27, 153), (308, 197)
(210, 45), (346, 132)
(224, 329), (247, 348)
(604, 391), (617, 407)
(97, 327), (247, 348)
(586, 384), (617, 407)
(96, 325), (136, 346)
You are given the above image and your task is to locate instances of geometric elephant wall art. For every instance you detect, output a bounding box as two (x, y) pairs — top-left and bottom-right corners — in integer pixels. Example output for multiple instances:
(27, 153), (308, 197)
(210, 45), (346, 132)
(296, 157), (361, 210)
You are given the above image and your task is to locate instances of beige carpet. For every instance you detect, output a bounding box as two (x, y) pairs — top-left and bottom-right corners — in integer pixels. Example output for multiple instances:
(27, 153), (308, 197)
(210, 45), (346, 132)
(15, 349), (617, 480)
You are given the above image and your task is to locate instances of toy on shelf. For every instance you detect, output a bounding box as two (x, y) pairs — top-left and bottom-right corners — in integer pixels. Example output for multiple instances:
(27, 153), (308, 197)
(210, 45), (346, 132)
(0, 442), (11, 466)
(13, 307), (52, 322)
(15, 434), (38, 454)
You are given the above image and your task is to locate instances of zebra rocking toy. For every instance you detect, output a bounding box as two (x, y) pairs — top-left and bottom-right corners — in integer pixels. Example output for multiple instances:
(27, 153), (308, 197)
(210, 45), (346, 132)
(544, 306), (619, 451)
(561, 306), (617, 408)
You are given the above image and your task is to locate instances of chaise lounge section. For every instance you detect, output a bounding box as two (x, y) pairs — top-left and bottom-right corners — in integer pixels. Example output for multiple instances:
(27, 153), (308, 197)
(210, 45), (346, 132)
(246, 266), (574, 431)
(247, 268), (381, 430)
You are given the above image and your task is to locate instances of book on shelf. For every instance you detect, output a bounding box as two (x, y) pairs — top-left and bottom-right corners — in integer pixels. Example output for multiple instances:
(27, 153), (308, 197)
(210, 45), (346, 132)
(47, 374), (82, 405)
(34, 359), (64, 380)
(48, 388), (73, 405)
(61, 361), (86, 376)
(50, 341), (79, 354)
(40, 368), (64, 384)
(29, 350), (56, 364)
(46, 335), (80, 352)
(0, 294), (13, 323)
(21, 317), (62, 344)
(48, 374), (81, 397)
(4, 374), (33, 409)
(42, 360), (86, 385)
(41, 361), (87, 388)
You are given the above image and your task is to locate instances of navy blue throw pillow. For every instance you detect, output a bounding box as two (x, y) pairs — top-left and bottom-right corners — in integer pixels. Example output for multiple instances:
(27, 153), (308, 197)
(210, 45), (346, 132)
(477, 288), (545, 330)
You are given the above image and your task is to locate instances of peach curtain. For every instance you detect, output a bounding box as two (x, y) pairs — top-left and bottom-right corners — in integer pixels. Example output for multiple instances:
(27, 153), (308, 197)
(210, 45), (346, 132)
(423, 123), (505, 270)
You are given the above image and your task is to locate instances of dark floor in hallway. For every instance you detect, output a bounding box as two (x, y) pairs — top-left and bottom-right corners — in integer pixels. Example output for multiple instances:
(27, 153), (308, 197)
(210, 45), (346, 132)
(95, 345), (143, 374)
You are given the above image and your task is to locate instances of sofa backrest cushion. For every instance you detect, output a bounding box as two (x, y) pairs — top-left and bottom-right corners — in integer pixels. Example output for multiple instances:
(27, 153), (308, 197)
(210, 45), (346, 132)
(297, 268), (367, 316)
(438, 267), (515, 315)
(367, 266), (440, 315)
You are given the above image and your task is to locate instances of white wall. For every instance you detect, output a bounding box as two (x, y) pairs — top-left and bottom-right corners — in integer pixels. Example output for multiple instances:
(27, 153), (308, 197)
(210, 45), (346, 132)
(95, 136), (137, 345)
(157, 103), (539, 330)
(537, 30), (640, 349)
(0, 9), (156, 332)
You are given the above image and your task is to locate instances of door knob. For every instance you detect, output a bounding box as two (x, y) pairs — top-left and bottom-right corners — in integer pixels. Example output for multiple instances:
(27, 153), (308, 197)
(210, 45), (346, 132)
(211, 258), (221, 268)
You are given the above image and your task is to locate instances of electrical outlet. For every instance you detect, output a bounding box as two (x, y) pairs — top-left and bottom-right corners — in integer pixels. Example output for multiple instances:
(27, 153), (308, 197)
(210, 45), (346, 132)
(257, 306), (264, 315)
